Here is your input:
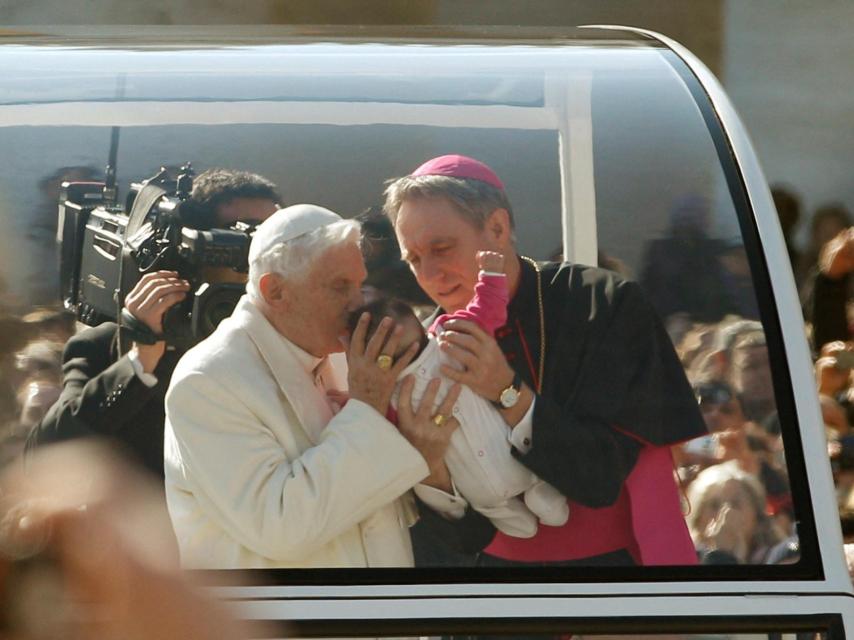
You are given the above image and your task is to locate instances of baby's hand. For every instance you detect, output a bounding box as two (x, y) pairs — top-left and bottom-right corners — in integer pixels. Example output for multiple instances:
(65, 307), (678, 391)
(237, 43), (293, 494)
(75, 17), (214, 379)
(477, 250), (505, 274)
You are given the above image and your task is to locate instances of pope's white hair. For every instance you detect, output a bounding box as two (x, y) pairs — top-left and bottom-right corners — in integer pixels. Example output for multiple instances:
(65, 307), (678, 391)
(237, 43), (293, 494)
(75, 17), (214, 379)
(247, 219), (361, 301)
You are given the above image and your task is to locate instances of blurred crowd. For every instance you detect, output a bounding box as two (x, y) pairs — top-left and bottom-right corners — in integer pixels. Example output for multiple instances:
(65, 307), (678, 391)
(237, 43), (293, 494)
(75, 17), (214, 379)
(0, 297), (76, 468)
(635, 186), (852, 565)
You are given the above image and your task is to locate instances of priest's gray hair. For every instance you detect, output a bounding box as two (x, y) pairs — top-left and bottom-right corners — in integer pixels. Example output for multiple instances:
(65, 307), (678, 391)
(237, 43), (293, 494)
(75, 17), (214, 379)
(247, 219), (361, 301)
(383, 173), (515, 234)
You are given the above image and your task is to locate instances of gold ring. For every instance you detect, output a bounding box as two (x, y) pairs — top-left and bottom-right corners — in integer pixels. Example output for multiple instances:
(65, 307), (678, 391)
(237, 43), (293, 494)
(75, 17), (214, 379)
(432, 414), (447, 427)
(376, 354), (393, 371)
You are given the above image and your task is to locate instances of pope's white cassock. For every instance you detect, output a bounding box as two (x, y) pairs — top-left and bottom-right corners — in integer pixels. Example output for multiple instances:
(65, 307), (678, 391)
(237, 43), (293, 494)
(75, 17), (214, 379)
(163, 295), (429, 568)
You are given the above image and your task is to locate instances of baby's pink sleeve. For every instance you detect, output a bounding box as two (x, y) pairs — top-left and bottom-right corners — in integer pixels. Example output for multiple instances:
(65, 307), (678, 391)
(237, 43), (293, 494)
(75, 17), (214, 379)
(429, 272), (508, 336)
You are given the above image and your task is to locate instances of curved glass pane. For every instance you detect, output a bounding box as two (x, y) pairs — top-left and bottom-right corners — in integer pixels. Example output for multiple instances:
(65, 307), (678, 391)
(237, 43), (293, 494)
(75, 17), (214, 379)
(0, 32), (812, 581)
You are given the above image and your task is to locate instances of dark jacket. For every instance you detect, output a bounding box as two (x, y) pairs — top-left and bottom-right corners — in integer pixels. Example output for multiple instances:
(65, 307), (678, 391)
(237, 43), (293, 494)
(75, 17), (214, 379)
(26, 322), (178, 477)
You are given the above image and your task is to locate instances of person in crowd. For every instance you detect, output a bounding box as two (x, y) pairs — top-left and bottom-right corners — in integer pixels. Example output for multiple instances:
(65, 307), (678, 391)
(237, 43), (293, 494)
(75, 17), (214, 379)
(717, 241), (760, 320)
(677, 380), (751, 478)
(638, 194), (734, 324)
(677, 374), (792, 529)
(816, 341), (854, 441)
(26, 169), (280, 478)
(796, 203), (851, 292)
(0, 441), (251, 639)
(685, 318), (762, 382)
(810, 226), (853, 350)
(347, 251), (568, 540)
(727, 330), (776, 425)
(770, 185), (802, 274)
(20, 307), (76, 345)
(383, 154), (707, 567)
(686, 461), (786, 564)
(163, 204), (463, 568)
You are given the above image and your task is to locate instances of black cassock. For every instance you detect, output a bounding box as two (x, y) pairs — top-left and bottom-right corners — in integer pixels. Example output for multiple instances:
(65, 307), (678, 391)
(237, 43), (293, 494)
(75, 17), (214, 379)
(413, 258), (707, 565)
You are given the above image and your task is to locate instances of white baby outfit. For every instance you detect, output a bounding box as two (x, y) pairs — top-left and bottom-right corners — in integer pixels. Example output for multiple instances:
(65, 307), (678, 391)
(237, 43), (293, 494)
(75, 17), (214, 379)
(392, 328), (569, 538)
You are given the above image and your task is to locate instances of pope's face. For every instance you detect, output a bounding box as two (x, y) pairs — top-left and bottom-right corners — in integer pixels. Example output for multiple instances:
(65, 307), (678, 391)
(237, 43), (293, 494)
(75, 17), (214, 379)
(395, 197), (497, 313)
(283, 241), (367, 356)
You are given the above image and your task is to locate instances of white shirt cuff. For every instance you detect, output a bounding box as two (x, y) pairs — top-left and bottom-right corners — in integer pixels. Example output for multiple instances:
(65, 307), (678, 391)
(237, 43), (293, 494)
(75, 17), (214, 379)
(413, 481), (469, 520)
(127, 350), (158, 388)
(508, 397), (535, 454)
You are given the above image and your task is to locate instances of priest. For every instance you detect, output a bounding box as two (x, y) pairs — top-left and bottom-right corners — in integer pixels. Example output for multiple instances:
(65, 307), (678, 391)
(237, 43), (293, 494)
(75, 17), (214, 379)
(383, 154), (708, 566)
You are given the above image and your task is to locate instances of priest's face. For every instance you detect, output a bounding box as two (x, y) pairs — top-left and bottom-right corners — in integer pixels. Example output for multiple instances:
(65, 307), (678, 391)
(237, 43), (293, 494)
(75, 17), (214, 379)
(395, 196), (501, 313)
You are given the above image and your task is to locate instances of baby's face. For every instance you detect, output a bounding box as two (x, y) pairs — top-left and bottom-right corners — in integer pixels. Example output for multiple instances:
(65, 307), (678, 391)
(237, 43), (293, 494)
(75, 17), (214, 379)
(393, 314), (427, 358)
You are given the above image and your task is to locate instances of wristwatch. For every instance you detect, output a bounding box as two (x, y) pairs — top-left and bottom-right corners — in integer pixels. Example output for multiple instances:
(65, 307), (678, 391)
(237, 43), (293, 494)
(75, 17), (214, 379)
(494, 372), (522, 409)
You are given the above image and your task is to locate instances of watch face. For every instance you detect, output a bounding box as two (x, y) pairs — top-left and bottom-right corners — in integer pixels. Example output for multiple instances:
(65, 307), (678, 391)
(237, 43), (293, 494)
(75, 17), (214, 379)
(500, 387), (520, 408)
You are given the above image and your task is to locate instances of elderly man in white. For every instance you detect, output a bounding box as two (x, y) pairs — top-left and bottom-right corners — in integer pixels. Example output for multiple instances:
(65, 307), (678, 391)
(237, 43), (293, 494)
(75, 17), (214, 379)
(163, 204), (460, 568)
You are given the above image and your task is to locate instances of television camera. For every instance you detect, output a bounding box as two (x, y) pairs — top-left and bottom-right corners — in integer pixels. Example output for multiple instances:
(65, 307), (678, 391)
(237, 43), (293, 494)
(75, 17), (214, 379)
(57, 163), (256, 348)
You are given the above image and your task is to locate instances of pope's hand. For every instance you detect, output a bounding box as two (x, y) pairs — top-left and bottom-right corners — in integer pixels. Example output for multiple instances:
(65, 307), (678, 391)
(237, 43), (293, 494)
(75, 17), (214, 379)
(346, 312), (418, 415)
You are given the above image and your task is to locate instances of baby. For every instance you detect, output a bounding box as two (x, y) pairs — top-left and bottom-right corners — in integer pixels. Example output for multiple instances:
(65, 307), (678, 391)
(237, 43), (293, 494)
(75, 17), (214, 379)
(348, 251), (568, 538)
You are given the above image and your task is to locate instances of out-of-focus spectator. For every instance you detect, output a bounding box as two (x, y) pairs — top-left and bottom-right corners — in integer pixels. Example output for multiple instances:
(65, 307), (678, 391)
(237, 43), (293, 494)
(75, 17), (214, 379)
(0, 442), (252, 639)
(771, 185), (802, 272)
(639, 194), (735, 323)
(675, 321), (719, 375)
(683, 319), (753, 384)
(818, 341), (854, 427)
(728, 330), (776, 424)
(20, 307), (76, 345)
(811, 227), (853, 350)
(676, 379), (751, 483)
(821, 394), (850, 435)
(16, 379), (61, 434)
(695, 381), (746, 435)
(797, 204), (851, 285)
(798, 204), (852, 329)
(686, 461), (786, 564)
(717, 241), (760, 319)
(685, 320), (775, 424)
(12, 339), (62, 391)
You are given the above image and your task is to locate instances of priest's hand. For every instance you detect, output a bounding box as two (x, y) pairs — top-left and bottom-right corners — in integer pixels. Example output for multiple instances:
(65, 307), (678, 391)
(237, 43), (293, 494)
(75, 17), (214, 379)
(437, 318), (516, 402)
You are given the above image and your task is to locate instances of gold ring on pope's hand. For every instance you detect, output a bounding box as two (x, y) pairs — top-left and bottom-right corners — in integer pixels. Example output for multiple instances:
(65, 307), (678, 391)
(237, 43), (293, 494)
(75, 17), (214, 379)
(376, 354), (393, 371)
(432, 414), (447, 427)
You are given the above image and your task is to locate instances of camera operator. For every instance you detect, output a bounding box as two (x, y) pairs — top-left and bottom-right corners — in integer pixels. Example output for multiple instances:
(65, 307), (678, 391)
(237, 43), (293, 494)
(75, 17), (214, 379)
(25, 168), (280, 478)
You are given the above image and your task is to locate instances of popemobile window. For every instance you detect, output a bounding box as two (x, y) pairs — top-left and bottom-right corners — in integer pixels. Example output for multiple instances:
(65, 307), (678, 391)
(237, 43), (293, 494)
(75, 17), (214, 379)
(0, 28), (816, 580)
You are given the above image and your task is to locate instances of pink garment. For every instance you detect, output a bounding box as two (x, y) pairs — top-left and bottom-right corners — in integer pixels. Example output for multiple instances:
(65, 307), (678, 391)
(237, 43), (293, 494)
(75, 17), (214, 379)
(429, 272), (509, 337)
(484, 445), (697, 566)
(626, 445), (698, 565)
